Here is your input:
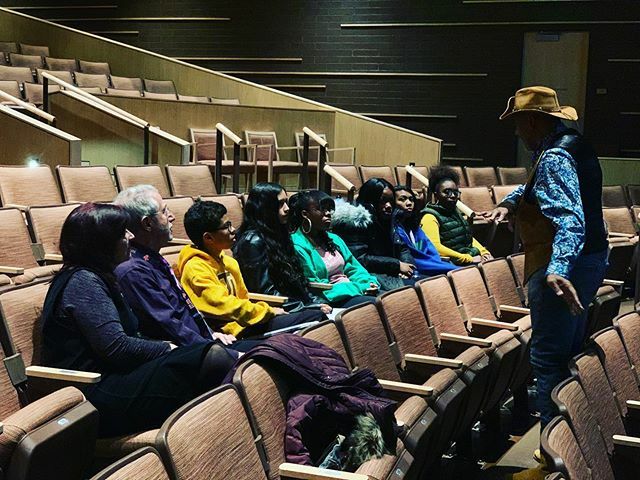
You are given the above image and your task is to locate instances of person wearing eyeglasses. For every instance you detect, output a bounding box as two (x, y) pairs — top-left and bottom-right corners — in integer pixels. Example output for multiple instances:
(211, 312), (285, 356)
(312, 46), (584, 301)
(420, 165), (492, 265)
(176, 200), (324, 339)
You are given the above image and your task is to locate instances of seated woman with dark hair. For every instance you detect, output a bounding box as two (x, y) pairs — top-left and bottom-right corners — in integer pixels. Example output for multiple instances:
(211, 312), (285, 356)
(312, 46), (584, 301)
(393, 185), (459, 276)
(41, 203), (237, 437)
(233, 182), (331, 314)
(420, 165), (492, 265)
(331, 178), (423, 290)
(289, 189), (379, 308)
(177, 200), (323, 338)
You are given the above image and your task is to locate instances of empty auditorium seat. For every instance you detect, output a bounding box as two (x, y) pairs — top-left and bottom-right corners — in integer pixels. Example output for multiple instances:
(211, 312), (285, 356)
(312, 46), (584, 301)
(75, 72), (110, 91)
(210, 97), (240, 105)
(23, 82), (61, 106)
(163, 196), (194, 242)
(602, 185), (629, 208)
(464, 167), (498, 187)
(359, 165), (397, 185)
(143, 91), (178, 100)
(627, 184), (640, 206)
(540, 417), (592, 480)
(36, 68), (73, 85)
(44, 56), (78, 72)
(491, 184), (519, 204)
(459, 186), (495, 212)
(0, 65), (34, 83)
(114, 165), (171, 198)
(445, 165), (467, 187)
(90, 447), (170, 480)
(143, 79), (177, 95)
(603, 207), (638, 239)
(110, 75), (143, 92)
(56, 165), (117, 203)
(105, 88), (142, 97)
(19, 43), (49, 57)
(78, 60), (111, 75)
(0, 41), (18, 55)
(0, 79), (22, 101)
(199, 194), (244, 229)
(245, 130), (304, 184)
(327, 164), (362, 196)
(9, 53), (44, 70)
(27, 203), (81, 261)
(177, 94), (209, 103)
(166, 164), (217, 197)
(0, 164), (62, 207)
(496, 167), (528, 185)
(395, 165), (429, 189)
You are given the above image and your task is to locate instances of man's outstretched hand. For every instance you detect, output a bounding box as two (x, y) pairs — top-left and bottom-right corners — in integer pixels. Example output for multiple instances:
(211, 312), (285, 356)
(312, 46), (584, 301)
(546, 274), (584, 316)
(479, 206), (510, 223)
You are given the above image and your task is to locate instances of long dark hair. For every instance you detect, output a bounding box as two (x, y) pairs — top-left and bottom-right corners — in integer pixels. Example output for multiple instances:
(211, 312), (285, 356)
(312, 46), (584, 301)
(357, 178), (394, 221)
(289, 189), (338, 254)
(392, 185), (421, 231)
(60, 203), (130, 275)
(236, 183), (309, 299)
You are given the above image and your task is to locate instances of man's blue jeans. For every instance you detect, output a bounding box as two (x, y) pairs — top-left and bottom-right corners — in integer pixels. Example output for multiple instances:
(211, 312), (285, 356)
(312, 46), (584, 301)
(527, 249), (608, 428)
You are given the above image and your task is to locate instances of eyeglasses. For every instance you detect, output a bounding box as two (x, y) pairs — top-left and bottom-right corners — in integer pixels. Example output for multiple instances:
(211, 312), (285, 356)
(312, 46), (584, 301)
(442, 188), (461, 198)
(216, 221), (234, 231)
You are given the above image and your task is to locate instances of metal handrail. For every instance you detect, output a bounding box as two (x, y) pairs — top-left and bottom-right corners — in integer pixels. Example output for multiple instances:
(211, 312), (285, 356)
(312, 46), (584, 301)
(0, 90), (56, 125)
(215, 123), (243, 192)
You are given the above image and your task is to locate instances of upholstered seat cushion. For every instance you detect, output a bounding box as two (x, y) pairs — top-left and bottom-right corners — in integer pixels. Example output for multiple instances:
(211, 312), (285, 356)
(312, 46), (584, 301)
(12, 264), (62, 285)
(95, 429), (160, 458)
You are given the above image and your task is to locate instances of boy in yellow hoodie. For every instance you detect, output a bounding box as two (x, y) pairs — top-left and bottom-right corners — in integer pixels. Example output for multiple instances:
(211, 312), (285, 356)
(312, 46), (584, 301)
(176, 200), (323, 338)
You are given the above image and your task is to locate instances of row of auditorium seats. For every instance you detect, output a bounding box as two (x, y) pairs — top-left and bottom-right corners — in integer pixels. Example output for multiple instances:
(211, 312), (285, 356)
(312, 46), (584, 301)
(541, 310), (640, 479)
(0, 248), (625, 479)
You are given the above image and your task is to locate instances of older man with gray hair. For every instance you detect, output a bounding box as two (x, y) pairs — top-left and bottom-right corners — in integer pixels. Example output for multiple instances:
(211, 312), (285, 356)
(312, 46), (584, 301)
(114, 185), (249, 350)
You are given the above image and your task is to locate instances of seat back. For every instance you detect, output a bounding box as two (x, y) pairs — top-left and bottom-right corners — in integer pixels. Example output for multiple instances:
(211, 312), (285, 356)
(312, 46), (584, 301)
(464, 167), (497, 187)
(110, 75), (143, 92)
(0, 42), (18, 54)
(78, 60), (110, 75)
(602, 185), (628, 208)
(328, 164), (362, 195)
(90, 447), (170, 480)
(627, 184), (640, 206)
(507, 253), (527, 304)
(56, 165), (117, 203)
(36, 69), (73, 85)
(603, 207), (637, 235)
(496, 167), (528, 185)
(294, 131), (326, 163)
(378, 286), (439, 360)
(199, 194), (244, 230)
(0, 80), (21, 99)
(75, 72), (110, 90)
(166, 164), (217, 197)
(9, 53), (44, 70)
(491, 185), (518, 205)
(0, 164), (62, 207)
(177, 94), (209, 103)
(143, 79), (177, 95)
(570, 351), (624, 455)
(44, 57), (77, 72)
(157, 384), (267, 480)
(163, 196), (194, 241)
(245, 131), (278, 162)
(590, 327), (639, 417)
(415, 276), (468, 337)
(552, 378), (614, 480)
(105, 88), (142, 97)
(19, 44), (49, 57)
(27, 203), (80, 258)
(541, 417), (592, 480)
(337, 303), (401, 381)
(448, 266), (495, 320)
(359, 166), (397, 185)
(143, 91), (178, 100)
(23, 83), (60, 105)
(480, 258), (525, 307)
(0, 65), (34, 83)
(0, 207), (39, 269)
(114, 165), (170, 198)
(395, 165), (429, 190)
(298, 320), (352, 367)
(459, 187), (495, 212)
(190, 128), (226, 162)
(614, 311), (640, 381)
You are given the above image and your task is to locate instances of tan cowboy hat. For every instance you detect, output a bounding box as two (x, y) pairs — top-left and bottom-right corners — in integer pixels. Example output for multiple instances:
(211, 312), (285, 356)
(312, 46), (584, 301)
(499, 86), (578, 121)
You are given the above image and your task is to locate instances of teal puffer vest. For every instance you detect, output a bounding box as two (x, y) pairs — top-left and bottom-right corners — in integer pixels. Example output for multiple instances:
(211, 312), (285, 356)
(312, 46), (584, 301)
(421, 203), (479, 256)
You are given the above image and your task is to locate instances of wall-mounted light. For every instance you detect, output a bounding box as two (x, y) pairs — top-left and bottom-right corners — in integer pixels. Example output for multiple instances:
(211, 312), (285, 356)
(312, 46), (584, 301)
(26, 156), (40, 168)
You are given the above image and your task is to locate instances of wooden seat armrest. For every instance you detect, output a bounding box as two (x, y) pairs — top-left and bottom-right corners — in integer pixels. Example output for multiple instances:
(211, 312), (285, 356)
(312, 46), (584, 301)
(499, 305), (530, 315)
(470, 317), (519, 332)
(248, 292), (288, 306)
(378, 379), (433, 398)
(276, 146), (303, 151)
(26, 366), (101, 384)
(43, 253), (63, 262)
(0, 266), (25, 275)
(168, 238), (191, 245)
(440, 332), (492, 348)
(404, 353), (463, 369)
(613, 435), (640, 448)
(4, 203), (28, 211)
(609, 232), (636, 238)
(308, 282), (333, 291)
(603, 278), (625, 286)
(627, 400), (640, 410)
(279, 463), (368, 480)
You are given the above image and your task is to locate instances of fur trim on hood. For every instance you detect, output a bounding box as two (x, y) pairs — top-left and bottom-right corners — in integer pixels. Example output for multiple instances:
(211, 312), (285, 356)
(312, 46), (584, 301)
(331, 198), (372, 230)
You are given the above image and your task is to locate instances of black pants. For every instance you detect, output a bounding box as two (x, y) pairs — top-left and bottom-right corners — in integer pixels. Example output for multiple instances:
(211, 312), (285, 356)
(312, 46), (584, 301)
(331, 295), (376, 308)
(241, 308), (325, 338)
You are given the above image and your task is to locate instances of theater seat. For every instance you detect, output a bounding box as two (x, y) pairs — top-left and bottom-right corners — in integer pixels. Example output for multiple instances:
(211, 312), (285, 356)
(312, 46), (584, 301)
(464, 167), (498, 187)
(79, 60), (111, 75)
(56, 165), (118, 203)
(90, 447), (170, 480)
(114, 165), (171, 198)
(19, 43), (49, 57)
(540, 417), (591, 480)
(166, 164), (217, 197)
(496, 167), (528, 185)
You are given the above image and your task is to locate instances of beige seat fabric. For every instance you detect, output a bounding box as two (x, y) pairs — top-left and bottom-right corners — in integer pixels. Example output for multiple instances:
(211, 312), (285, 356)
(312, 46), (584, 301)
(44, 57), (77, 72)
(90, 447), (170, 480)
(56, 165), (117, 203)
(19, 44), (49, 57)
(9, 53), (44, 70)
(0, 164), (62, 207)
(0, 65), (33, 83)
(110, 75), (143, 91)
(164, 196), (194, 241)
(464, 167), (498, 187)
(359, 165), (397, 185)
(114, 165), (171, 198)
(166, 164), (217, 197)
(199, 194), (244, 229)
(496, 167), (528, 185)
(79, 60), (111, 75)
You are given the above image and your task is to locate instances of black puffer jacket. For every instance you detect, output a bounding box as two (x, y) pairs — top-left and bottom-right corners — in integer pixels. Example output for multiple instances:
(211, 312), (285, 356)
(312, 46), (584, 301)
(331, 199), (414, 276)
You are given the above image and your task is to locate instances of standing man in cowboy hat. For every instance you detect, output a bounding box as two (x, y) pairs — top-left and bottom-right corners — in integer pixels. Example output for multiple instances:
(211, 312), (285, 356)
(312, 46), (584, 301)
(483, 86), (608, 433)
